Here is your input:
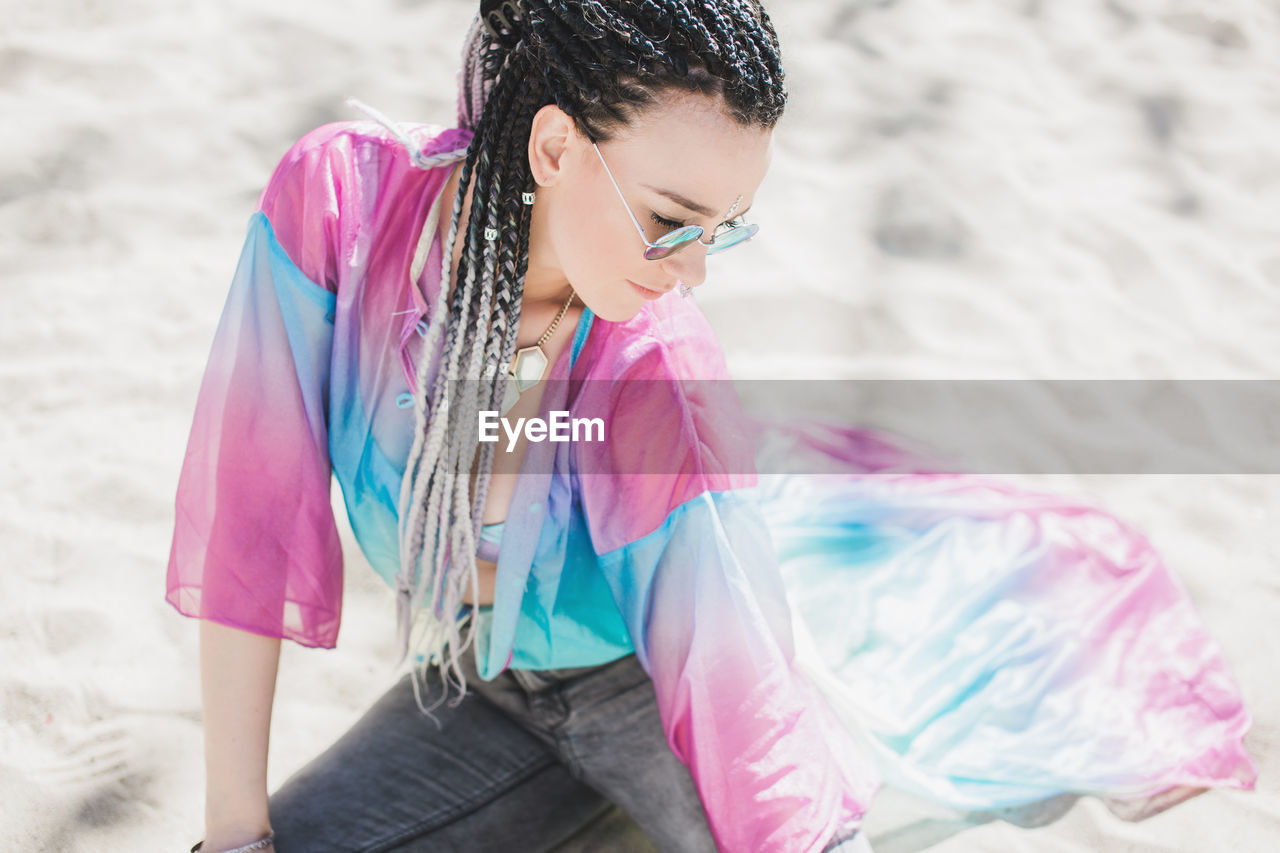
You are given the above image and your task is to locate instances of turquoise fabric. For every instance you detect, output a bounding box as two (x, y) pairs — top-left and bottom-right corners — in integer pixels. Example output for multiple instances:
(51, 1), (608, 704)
(470, 304), (635, 672)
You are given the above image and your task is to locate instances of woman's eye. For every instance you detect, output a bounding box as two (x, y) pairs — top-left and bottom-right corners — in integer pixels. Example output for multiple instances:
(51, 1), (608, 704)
(650, 212), (685, 231)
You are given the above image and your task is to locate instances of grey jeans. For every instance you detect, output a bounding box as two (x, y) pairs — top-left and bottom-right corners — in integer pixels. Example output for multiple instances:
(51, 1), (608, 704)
(267, 641), (872, 852)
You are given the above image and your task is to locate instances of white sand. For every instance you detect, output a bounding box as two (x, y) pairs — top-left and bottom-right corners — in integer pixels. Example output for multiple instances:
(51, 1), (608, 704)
(1, 0), (1276, 850)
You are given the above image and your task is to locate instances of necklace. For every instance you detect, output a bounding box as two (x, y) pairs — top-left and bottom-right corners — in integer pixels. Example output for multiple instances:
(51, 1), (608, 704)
(500, 289), (576, 415)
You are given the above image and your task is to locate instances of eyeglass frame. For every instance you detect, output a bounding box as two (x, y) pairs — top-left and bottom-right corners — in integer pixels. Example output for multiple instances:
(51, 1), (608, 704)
(590, 143), (759, 262)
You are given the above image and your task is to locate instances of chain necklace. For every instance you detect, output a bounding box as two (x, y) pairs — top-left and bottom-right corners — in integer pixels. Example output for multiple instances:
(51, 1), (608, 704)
(499, 288), (576, 415)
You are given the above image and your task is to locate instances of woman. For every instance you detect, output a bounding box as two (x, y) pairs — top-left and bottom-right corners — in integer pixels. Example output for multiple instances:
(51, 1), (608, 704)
(168, 1), (1255, 851)
(171, 2), (871, 851)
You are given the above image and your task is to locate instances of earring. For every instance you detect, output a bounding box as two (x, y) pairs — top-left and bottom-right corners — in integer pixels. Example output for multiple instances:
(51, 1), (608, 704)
(522, 191), (536, 205)
(484, 227), (499, 241)
(678, 281), (693, 298)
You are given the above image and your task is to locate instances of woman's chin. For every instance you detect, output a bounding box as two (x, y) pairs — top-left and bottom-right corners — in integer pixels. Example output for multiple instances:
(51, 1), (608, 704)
(581, 296), (645, 324)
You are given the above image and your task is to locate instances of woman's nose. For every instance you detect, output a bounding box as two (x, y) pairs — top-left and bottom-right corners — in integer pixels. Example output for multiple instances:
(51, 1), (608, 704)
(662, 244), (708, 290)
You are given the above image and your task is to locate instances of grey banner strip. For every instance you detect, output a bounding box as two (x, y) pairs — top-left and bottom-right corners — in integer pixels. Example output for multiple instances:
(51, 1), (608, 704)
(433, 380), (1280, 475)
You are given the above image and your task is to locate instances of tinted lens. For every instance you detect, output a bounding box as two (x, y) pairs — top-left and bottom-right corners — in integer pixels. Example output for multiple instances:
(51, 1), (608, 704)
(644, 225), (703, 260)
(705, 222), (759, 256)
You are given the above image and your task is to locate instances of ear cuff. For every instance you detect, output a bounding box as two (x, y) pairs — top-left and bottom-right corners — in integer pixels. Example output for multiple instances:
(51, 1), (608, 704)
(483, 191), (534, 242)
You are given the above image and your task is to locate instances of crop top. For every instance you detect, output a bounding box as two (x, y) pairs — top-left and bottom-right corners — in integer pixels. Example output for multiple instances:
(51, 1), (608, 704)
(476, 521), (503, 564)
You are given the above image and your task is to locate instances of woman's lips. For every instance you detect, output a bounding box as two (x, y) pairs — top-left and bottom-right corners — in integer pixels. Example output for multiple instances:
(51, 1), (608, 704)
(628, 279), (666, 300)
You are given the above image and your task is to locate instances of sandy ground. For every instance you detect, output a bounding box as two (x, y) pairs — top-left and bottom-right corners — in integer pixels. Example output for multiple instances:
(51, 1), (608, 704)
(1, 0), (1277, 850)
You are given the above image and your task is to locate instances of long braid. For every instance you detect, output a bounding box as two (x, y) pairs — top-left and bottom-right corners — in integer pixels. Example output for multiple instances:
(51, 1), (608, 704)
(437, 64), (529, 683)
(468, 62), (542, 530)
(417, 77), (510, 662)
(396, 0), (788, 711)
(395, 82), (494, 695)
(436, 59), (545, 700)
(397, 46), (547, 709)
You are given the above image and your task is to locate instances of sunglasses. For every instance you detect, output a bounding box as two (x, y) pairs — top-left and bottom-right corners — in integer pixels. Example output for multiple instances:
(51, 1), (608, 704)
(592, 143), (759, 261)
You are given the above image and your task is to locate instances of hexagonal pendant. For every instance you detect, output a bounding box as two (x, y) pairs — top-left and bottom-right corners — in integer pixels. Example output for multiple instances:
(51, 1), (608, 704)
(510, 345), (548, 392)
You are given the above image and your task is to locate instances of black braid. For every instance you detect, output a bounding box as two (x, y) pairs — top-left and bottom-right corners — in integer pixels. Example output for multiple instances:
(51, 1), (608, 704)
(398, 0), (788, 708)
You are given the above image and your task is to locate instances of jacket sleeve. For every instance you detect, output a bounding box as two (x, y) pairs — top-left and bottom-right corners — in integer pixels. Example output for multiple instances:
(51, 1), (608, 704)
(165, 130), (344, 648)
(574, 348), (878, 853)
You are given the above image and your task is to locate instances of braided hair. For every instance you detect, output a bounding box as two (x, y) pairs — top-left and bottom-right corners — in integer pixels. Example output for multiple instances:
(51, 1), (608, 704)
(396, 0), (787, 713)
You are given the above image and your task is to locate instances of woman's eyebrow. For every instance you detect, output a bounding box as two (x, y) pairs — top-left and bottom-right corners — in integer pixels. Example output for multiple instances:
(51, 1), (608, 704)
(640, 183), (747, 219)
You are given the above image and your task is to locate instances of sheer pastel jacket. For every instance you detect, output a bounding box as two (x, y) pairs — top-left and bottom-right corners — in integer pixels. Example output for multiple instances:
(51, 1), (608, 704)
(165, 122), (874, 853)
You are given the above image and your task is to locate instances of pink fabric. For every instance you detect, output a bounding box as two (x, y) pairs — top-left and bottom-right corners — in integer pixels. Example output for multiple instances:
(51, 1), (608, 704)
(166, 122), (470, 646)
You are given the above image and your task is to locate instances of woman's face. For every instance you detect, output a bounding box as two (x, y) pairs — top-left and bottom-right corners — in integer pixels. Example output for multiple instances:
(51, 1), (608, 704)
(527, 91), (773, 323)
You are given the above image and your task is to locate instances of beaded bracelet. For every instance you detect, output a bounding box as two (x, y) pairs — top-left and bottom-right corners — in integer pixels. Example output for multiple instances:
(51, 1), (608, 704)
(189, 830), (274, 853)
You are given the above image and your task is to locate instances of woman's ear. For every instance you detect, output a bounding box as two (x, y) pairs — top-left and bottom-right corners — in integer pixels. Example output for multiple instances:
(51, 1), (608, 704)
(528, 103), (577, 187)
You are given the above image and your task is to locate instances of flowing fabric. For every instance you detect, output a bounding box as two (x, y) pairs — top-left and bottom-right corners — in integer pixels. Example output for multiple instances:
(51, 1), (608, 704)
(166, 122), (1256, 853)
(749, 420), (1257, 811)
